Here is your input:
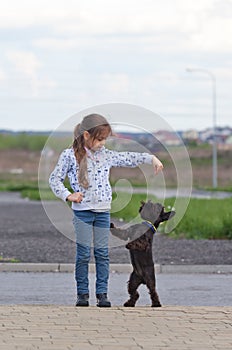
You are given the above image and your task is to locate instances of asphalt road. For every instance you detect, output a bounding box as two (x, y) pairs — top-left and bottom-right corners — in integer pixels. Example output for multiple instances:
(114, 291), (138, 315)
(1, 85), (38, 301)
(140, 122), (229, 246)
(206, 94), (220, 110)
(1, 272), (232, 307)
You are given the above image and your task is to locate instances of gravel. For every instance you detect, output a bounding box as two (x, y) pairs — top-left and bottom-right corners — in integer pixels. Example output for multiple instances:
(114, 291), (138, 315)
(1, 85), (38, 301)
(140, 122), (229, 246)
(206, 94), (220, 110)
(0, 193), (232, 265)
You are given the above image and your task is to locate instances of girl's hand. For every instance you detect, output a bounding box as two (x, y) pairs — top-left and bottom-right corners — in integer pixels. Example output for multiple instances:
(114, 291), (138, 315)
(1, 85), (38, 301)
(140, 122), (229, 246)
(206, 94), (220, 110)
(66, 192), (83, 203)
(152, 155), (164, 175)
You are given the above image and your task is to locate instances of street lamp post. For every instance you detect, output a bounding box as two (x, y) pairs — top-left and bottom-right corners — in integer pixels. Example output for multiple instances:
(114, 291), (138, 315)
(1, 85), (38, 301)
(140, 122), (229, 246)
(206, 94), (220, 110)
(186, 68), (218, 188)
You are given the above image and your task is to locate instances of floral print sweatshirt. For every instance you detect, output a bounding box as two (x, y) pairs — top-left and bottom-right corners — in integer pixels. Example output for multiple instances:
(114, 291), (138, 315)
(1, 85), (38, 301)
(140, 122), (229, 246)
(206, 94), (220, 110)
(49, 147), (153, 211)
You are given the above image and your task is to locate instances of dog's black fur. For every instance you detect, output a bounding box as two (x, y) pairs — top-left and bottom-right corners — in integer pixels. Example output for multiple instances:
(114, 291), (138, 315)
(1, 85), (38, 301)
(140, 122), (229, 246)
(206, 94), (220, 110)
(110, 200), (175, 307)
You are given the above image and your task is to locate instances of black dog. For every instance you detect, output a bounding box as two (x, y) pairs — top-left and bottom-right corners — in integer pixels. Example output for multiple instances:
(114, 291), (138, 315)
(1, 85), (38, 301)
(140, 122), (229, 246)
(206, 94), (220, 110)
(110, 200), (175, 307)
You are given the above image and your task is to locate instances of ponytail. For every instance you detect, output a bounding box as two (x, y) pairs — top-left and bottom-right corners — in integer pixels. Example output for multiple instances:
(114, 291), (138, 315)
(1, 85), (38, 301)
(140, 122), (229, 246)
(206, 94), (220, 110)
(72, 123), (88, 189)
(72, 114), (112, 189)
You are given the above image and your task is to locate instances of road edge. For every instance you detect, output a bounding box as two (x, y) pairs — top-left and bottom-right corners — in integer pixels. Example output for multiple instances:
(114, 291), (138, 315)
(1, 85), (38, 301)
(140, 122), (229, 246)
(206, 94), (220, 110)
(1, 263), (232, 274)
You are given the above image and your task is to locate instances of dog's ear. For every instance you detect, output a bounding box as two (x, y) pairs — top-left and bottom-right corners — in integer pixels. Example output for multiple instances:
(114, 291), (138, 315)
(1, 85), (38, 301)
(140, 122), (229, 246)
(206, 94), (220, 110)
(140, 201), (163, 222)
(139, 200), (145, 213)
(161, 210), (175, 222)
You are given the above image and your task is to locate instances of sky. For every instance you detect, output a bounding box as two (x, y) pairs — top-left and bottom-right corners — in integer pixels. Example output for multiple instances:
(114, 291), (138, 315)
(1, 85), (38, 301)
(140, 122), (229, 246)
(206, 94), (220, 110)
(0, 0), (232, 132)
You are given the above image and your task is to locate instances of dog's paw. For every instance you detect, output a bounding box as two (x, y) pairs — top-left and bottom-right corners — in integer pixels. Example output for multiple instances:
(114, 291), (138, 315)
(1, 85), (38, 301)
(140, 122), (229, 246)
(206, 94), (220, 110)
(151, 302), (162, 307)
(124, 300), (135, 307)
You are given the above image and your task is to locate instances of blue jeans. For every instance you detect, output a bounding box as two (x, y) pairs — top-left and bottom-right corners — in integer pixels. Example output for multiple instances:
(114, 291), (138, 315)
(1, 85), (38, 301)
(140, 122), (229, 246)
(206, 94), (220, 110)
(73, 210), (110, 296)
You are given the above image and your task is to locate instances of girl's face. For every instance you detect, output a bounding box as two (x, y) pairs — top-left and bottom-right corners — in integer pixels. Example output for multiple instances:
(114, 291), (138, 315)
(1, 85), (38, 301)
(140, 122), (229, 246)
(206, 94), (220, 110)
(84, 128), (110, 152)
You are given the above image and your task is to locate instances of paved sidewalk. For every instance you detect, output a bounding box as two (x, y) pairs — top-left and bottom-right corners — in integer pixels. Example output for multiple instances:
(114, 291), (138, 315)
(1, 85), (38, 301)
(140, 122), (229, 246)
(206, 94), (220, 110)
(0, 305), (231, 350)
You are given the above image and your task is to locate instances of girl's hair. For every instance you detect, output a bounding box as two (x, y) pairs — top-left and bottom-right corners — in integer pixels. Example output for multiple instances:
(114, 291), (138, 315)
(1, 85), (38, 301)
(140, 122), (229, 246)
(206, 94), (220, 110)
(72, 114), (112, 189)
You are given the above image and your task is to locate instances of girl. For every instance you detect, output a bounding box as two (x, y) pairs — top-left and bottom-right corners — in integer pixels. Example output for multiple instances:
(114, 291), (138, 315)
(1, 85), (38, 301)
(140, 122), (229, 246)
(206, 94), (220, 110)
(49, 114), (163, 307)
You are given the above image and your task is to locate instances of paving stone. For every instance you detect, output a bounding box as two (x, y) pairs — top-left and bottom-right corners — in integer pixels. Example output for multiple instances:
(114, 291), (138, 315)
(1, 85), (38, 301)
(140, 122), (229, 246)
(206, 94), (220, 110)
(0, 305), (232, 349)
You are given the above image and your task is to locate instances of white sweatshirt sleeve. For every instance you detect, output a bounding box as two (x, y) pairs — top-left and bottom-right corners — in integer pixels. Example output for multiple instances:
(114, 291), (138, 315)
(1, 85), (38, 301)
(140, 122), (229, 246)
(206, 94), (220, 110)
(106, 149), (153, 168)
(49, 149), (72, 202)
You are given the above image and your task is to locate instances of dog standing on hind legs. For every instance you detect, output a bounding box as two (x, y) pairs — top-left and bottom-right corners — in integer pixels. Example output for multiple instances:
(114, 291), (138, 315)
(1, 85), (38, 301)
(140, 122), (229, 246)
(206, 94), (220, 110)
(110, 200), (175, 307)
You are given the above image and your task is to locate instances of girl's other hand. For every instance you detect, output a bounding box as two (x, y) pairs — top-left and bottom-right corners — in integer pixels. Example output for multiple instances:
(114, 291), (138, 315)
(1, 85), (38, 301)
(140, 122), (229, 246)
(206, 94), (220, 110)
(152, 156), (164, 175)
(66, 192), (83, 203)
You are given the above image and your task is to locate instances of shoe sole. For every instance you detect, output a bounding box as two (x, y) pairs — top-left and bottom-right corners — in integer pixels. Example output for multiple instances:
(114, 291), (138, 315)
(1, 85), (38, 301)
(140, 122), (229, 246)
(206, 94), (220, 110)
(75, 302), (89, 307)
(97, 304), (111, 308)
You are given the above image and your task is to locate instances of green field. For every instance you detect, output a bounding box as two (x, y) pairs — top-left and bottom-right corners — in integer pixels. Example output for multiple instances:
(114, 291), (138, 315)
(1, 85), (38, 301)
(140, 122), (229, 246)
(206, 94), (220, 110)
(0, 135), (232, 240)
(0, 133), (49, 151)
(111, 192), (232, 240)
(2, 183), (231, 240)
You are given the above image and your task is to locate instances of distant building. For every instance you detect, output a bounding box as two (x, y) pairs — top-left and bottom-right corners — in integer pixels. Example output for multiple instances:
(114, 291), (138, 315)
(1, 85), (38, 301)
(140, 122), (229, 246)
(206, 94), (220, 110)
(224, 135), (232, 149)
(226, 135), (232, 144)
(154, 130), (182, 146)
(182, 129), (199, 143)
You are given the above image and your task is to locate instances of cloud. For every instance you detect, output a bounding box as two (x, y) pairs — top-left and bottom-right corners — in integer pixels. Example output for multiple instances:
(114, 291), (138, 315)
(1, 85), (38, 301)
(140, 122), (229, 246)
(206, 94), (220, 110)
(1, 0), (231, 55)
(101, 73), (130, 95)
(0, 0), (81, 29)
(190, 17), (232, 52)
(33, 38), (78, 50)
(6, 50), (56, 97)
(31, 0), (232, 55)
(0, 0), (232, 131)
(0, 68), (7, 81)
(6, 50), (41, 76)
(0, 1), (223, 34)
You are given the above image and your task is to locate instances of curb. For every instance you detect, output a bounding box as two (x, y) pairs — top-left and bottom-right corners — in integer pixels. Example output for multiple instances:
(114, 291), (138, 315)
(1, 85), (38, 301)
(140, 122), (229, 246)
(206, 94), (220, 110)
(0, 263), (232, 274)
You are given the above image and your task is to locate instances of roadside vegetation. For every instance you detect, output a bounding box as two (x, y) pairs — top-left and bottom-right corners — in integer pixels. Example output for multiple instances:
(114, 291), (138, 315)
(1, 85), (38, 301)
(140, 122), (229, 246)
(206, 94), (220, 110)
(0, 255), (20, 263)
(0, 135), (232, 240)
(1, 181), (232, 239)
(165, 197), (232, 240)
(0, 133), (48, 151)
(111, 193), (232, 240)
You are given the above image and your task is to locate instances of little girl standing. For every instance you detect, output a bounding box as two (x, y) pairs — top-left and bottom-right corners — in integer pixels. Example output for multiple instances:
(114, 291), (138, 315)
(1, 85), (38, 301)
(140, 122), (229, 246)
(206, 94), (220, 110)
(49, 114), (163, 307)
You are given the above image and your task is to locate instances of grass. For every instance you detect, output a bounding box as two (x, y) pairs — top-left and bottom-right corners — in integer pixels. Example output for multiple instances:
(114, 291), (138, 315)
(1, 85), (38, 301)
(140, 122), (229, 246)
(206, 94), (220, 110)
(112, 193), (232, 240)
(0, 255), (21, 263)
(1, 180), (232, 240)
(0, 181), (38, 192)
(22, 188), (56, 201)
(203, 186), (232, 192)
(0, 133), (48, 151)
(0, 180), (44, 200)
(164, 197), (232, 240)
(111, 192), (157, 222)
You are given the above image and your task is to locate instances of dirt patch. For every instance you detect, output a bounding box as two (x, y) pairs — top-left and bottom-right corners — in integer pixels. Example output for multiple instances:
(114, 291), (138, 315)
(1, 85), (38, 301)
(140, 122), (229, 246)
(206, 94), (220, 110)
(0, 150), (40, 175)
(0, 147), (232, 188)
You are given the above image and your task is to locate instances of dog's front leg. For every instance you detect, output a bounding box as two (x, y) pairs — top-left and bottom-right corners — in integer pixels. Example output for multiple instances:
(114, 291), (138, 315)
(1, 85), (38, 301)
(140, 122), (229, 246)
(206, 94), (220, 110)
(110, 223), (130, 241)
(110, 223), (144, 242)
(124, 271), (142, 307)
